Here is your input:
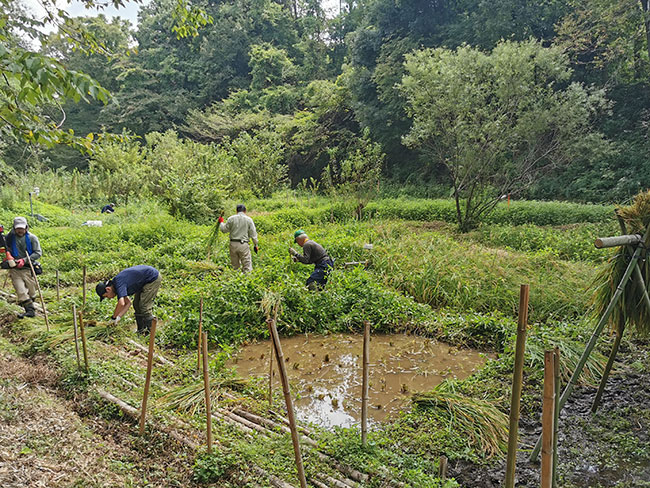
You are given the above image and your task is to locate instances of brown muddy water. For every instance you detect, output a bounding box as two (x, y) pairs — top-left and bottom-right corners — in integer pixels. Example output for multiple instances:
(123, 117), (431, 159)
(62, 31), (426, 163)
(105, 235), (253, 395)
(229, 333), (490, 429)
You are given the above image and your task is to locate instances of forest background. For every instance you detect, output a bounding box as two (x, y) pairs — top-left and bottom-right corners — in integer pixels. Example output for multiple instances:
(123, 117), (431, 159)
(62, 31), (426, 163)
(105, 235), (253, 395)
(1, 0), (650, 220)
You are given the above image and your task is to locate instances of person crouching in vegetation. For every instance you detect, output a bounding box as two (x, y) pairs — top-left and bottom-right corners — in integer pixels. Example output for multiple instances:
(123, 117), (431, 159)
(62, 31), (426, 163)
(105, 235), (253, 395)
(289, 230), (334, 290)
(6, 217), (42, 319)
(218, 204), (259, 273)
(95, 265), (161, 335)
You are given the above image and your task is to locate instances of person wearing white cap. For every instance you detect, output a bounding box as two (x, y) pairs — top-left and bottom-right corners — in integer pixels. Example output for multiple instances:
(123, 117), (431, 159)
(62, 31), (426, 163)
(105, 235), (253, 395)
(6, 217), (42, 318)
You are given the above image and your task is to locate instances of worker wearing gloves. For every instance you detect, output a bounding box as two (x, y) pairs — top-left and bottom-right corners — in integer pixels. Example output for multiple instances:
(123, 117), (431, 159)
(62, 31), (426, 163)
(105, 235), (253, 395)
(6, 217), (42, 318)
(218, 204), (258, 273)
(289, 230), (334, 290)
(95, 265), (161, 335)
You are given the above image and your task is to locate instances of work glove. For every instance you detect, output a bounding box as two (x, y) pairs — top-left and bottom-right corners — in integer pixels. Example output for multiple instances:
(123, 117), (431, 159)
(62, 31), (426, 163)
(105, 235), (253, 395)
(254, 245), (259, 254)
(218, 215), (224, 224)
(288, 247), (298, 256)
(111, 316), (121, 326)
(15, 258), (25, 268)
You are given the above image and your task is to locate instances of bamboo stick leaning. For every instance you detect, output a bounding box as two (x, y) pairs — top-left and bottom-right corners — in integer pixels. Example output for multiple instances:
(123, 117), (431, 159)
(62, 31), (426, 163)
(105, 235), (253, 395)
(139, 318), (158, 435)
(505, 284), (529, 488)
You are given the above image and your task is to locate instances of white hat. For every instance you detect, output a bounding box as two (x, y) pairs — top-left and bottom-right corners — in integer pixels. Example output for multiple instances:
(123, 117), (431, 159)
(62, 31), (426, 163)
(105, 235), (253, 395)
(13, 217), (27, 229)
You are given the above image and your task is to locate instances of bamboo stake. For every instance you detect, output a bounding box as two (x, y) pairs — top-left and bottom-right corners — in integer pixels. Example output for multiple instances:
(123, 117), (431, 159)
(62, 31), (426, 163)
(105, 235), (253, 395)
(438, 456), (448, 480)
(72, 304), (81, 369)
(267, 316), (307, 488)
(591, 326), (625, 412)
(2, 272), (7, 288)
(531, 222), (650, 461)
(268, 341), (274, 405)
(197, 297), (203, 374)
(56, 269), (60, 300)
(552, 347), (560, 488)
(504, 284), (529, 488)
(541, 350), (556, 488)
(78, 311), (89, 373)
(139, 318), (157, 435)
(82, 265), (86, 309)
(25, 254), (48, 331)
(361, 320), (370, 446)
(202, 331), (213, 453)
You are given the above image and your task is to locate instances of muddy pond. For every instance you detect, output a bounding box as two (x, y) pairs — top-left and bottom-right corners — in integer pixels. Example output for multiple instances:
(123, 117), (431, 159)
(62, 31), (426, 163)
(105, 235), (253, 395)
(229, 333), (490, 429)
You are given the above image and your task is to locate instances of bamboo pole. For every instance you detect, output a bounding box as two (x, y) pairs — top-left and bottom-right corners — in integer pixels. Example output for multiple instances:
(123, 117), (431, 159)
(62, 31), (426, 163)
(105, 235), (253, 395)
(25, 254), (48, 331)
(504, 284), (529, 488)
(56, 269), (60, 300)
(72, 304), (81, 369)
(82, 265), (87, 309)
(202, 330), (213, 453)
(531, 222), (650, 461)
(541, 350), (556, 488)
(197, 297), (203, 374)
(361, 320), (370, 446)
(552, 347), (560, 488)
(267, 316), (307, 488)
(2, 272), (8, 289)
(438, 456), (448, 480)
(139, 318), (157, 435)
(78, 311), (89, 373)
(591, 326), (625, 412)
(268, 341), (274, 405)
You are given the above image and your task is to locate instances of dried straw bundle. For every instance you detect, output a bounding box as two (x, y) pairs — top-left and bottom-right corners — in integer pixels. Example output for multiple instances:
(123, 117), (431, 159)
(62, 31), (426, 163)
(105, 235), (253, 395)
(593, 190), (650, 336)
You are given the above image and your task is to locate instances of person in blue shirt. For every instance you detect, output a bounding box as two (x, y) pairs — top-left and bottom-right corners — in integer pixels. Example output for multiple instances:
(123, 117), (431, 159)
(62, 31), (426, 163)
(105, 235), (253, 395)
(95, 265), (161, 334)
(101, 203), (116, 213)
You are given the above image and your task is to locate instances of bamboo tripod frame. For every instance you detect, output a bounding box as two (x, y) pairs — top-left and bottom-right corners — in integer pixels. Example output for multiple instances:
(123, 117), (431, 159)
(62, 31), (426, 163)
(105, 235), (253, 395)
(530, 221), (650, 461)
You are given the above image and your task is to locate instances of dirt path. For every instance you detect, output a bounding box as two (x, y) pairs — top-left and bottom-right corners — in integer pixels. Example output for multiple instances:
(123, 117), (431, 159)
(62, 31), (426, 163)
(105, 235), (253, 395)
(0, 343), (199, 488)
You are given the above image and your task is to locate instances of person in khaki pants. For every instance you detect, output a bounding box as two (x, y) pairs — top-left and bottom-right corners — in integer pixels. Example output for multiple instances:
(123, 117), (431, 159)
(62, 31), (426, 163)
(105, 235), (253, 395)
(95, 265), (161, 335)
(218, 204), (258, 273)
(6, 217), (42, 318)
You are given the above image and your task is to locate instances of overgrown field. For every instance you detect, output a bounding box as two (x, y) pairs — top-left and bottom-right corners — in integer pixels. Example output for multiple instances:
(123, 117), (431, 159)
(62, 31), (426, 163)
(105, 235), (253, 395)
(1, 195), (645, 487)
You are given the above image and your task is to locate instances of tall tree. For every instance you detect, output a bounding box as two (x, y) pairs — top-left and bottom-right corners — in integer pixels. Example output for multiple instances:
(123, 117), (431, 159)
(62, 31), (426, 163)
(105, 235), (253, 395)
(400, 40), (610, 231)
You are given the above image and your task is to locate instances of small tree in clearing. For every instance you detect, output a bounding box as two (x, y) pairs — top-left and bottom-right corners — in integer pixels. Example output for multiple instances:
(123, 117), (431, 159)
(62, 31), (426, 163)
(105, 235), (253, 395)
(322, 131), (384, 219)
(400, 39), (611, 231)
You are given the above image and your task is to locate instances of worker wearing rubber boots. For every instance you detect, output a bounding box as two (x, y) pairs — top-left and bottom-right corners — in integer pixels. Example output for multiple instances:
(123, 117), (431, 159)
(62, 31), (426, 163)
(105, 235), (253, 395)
(95, 265), (161, 335)
(218, 204), (258, 273)
(5, 217), (42, 318)
(289, 230), (334, 290)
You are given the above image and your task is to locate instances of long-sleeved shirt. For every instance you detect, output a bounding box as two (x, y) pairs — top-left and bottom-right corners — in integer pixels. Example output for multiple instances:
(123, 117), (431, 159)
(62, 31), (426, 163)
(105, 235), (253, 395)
(295, 239), (330, 265)
(219, 212), (258, 246)
(6, 231), (42, 262)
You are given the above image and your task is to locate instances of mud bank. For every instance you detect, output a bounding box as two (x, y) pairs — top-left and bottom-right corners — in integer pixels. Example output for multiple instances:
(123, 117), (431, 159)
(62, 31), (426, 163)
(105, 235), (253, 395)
(451, 344), (650, 487)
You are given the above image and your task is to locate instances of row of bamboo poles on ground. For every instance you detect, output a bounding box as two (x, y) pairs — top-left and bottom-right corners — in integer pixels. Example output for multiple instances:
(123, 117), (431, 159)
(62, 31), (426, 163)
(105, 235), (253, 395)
(505, 285), (560, 488)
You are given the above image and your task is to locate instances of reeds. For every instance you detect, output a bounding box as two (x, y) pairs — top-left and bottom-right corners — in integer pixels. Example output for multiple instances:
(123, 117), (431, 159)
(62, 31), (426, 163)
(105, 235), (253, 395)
(593, 190), (650, 336)
(159, 379), (248, 415)
(412, 383), (509, 458)
(526, 336), (606, 386)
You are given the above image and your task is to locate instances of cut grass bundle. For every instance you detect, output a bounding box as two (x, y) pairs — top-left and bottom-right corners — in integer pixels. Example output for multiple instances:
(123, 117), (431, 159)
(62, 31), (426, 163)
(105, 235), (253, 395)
(593, 190), (650, 336)
(159, 378), (248, 415)
(412, 383), (509, 458)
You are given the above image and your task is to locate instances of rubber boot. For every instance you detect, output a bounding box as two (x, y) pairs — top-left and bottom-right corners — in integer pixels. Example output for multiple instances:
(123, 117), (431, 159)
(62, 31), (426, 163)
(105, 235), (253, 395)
(136, 315), (153, 335)
(17, 300), (36, 319)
